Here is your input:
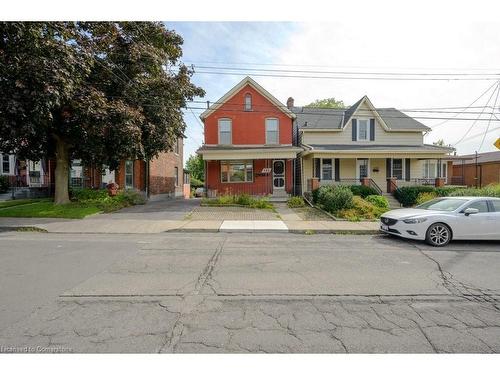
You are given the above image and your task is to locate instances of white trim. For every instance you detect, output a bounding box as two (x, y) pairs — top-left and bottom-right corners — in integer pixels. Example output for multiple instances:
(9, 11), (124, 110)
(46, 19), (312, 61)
(344, 96), (391, 131)
(390, 157), (405, 180)
(220, 160), (254, 183)
(200, 76), (296, 120)
(265, 117), (279, 145)
(320, 158), (334, 181)
(218, 118), (232, 145)
(0, 153), (14, 175)
(244, 93), (252, 111)
(272, 160), (285, 190)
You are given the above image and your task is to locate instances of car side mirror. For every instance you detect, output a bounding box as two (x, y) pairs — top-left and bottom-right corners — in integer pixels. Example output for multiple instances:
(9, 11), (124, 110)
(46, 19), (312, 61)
(463, 207), (479, 216)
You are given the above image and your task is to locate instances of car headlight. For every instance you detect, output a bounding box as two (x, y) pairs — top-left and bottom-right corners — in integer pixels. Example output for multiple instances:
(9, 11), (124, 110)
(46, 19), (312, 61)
(403, 217), (428, 224)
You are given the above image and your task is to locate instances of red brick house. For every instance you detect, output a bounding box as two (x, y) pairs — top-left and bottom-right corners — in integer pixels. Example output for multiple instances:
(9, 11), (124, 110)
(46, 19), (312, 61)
(197, 77), (302, 198)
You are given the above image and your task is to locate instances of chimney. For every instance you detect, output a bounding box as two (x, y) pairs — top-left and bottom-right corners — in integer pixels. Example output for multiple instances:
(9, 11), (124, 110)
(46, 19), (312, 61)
(286, 97), (294, 109)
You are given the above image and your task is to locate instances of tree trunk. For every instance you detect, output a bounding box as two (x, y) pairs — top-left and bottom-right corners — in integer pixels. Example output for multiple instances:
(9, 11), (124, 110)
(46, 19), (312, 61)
(54, 136), (70, 204)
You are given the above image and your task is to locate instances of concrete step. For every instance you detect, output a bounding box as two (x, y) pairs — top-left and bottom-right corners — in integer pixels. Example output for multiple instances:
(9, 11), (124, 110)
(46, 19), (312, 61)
(382, 193), (401, 209)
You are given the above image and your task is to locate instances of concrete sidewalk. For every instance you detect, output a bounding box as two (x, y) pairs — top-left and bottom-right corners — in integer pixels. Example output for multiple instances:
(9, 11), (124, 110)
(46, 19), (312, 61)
(0, 216), (380, 234)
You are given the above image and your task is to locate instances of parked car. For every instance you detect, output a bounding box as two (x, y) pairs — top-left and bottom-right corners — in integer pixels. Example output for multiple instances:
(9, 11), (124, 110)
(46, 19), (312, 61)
(194, 187), (205, 197)
(380, 197), (500, 246)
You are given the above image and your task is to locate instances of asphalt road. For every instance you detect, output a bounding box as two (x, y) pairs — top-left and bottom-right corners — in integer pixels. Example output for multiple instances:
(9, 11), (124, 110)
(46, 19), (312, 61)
(0, 231), (499, 353)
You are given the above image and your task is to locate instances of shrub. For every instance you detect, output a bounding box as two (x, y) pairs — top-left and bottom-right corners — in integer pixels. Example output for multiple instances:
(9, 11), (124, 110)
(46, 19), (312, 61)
(365, 195), (389, 209)
(449, 184), (500, 198)
(349, 185), (378, 198)
(0, 175), (9, 193)
(416, 192), (438, 205)
(234, 194), (252, 206)
(201, 194), (273, 210)
(287, 196), (305, 208)
(71, 188), (108, 202)
(337, 196), (387, 221)
(394, 186), (435, 207)
(120, 190), (146, 205)
(435, 186), (462, 197)
(317, 185), (354, 214)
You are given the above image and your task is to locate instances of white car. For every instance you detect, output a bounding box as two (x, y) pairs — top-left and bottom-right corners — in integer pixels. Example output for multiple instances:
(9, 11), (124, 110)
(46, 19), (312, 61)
(380, 196), (500, 246)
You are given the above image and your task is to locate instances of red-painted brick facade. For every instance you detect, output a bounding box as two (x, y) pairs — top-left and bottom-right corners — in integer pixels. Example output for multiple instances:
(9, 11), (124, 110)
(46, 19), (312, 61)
(200, 78), (296, 196)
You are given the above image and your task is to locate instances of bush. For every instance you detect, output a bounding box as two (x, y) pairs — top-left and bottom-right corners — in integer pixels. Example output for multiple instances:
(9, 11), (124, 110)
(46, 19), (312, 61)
(316, 185), (354, 214)
(435, 186), (462, 197)
(349, 185), (378, 198)
(120, 190), (147, 205)
(449, 184), (500, 198)
(394, 186), (436, 207)
(0, 175), (9, 193)
(337, 196), (388, 221)
(416, 192), (438, 205)
(287, 196), (305, 208)
(71, 188), (108, 202)
(201, 194), (273, 210)
(365, 195), (389, 209)
(70, 188), (145, 212)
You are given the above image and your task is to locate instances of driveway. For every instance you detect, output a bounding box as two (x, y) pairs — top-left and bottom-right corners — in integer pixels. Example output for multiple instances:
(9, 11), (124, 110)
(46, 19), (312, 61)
(95, 197), (200, 221)
(0, 232), (499, 353)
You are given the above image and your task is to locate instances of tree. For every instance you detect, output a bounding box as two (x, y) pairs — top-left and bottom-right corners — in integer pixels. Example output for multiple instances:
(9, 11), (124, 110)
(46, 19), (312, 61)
(185, 154), (204, 181)
(433, 139), (450, 147)
(0, 22), (204, 204)
(305, 97), (345, 109)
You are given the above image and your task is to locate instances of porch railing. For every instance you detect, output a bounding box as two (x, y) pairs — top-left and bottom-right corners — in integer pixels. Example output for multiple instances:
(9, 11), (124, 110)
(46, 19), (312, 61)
(319, 178), (361, 187)
(396, 178), (437, 187)
(368, 179), (383, 195)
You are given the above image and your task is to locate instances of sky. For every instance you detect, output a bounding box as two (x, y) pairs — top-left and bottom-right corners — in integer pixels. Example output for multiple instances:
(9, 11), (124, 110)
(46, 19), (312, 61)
(167, 21), (500, 165)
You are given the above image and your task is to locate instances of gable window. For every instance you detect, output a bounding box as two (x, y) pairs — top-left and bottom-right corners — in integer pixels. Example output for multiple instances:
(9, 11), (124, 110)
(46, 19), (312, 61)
(392, 159), (403, 180)
(2, 154), (10, 174)
(220, 160), (253, 183)
(321, 158), (333, 180)
(244, 94), (252, 111)
(174, 139), (180, 154)
(218, 119), (232, 145)
(265, 118), (279, 144)
(357, 119), (369, 141)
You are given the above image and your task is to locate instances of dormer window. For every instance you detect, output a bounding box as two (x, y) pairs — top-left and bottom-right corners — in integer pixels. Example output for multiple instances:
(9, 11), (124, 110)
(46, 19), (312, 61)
(357, 119), (369, 141)
(244, 94), (252, 111)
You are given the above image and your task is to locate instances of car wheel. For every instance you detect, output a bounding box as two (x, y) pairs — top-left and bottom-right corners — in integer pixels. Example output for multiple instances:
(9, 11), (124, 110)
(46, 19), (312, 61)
(425, 223), (451, 247)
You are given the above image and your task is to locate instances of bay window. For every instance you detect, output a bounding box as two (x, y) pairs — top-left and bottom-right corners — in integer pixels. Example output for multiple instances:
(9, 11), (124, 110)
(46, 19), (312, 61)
(221, 160), (253, 183)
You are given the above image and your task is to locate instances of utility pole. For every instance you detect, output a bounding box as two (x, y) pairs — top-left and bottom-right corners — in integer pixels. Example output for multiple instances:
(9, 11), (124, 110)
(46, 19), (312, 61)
(474, 151), (478, 188)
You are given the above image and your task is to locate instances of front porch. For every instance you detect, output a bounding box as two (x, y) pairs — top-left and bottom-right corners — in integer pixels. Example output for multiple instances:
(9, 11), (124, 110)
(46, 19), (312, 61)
(302, 154), (455, 194)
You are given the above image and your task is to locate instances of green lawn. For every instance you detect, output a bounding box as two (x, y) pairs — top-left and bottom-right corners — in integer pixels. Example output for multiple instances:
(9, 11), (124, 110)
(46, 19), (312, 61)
(0, 199), (48, 209)
(0, 201), (102, 219)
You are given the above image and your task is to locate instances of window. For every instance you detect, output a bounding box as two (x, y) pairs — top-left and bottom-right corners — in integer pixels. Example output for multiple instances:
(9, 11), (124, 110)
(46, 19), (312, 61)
(174, 139), (179, 154)
(218, 119), (232, 145)
(125, 160), (134, 189)
(322, 159), (333, 180)
(265, 118), (279, 144)
(422, 160), (437, 179)
(220, 160), (253, 183)
(392, 159), (403, 180)
(2, 154), (10, 174)
(357, 119), (369, 141)
(491, 200), (500, 212)
(175, 167), (179, 186)
(244, 94), (252, 111)
(442, 163), (447, 178)
(464, 200), (489, 213)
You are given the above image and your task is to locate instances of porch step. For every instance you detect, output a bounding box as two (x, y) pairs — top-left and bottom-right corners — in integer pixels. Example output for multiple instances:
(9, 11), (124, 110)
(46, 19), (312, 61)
(382, 193), (401, 209)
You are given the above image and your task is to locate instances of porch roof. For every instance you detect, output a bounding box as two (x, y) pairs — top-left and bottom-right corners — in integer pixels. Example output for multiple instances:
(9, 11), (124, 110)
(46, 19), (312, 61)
(197, 145), (303, 160)
(302, 143), (454, 156)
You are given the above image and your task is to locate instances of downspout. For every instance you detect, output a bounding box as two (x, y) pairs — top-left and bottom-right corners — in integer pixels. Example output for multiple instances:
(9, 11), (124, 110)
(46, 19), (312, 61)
(145, 158), (150, 199)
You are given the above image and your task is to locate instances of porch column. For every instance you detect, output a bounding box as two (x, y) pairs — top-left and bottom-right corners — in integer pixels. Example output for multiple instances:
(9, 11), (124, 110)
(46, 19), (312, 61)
(387, 177), (397, 193)
(360, 177), (370, 187)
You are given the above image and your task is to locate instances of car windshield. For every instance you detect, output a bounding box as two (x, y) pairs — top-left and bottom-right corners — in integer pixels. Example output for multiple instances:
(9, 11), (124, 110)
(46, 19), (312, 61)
(416, 198), (468, 211)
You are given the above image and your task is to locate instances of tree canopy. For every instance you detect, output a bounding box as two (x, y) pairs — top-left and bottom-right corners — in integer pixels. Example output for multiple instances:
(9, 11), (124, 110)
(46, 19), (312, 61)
(305, 97), (345, 109)
(0, 22), (204, 203)
(185, 153), (204, 182)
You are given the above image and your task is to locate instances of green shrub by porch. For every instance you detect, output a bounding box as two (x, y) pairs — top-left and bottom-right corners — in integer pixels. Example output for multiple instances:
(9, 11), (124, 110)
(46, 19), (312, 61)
(394, 186), (435, 207)
(315, 185), (354, 214)
(0, 175), (9, 193)
(287, 196), (305, 208)
(201, 194), (273, 210)
(449, 184), (500, 198)
(365, 195), (389, 209)
(348, 185), (378, 198)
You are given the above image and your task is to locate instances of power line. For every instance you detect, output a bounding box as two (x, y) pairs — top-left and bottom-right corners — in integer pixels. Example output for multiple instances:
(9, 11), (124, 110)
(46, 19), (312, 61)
(192, 70), (500, 81)
(453, 83), (500, 146)
(478, 83), (500, 152)
(193, 64), (500, 77)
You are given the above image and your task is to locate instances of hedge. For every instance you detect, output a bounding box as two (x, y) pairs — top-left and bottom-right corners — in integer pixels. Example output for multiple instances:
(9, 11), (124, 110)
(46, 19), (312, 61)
(394, 186), (436, 207)
(349, 185), (379, 198)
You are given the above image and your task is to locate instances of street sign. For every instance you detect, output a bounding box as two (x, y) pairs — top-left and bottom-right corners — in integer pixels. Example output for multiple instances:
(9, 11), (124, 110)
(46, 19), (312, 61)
(494, 138), (500, 150)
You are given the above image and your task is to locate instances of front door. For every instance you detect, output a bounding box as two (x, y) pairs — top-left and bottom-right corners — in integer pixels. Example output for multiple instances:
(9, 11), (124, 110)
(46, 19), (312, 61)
(272, 160), (285, 191)
(356, 159), (369, 179)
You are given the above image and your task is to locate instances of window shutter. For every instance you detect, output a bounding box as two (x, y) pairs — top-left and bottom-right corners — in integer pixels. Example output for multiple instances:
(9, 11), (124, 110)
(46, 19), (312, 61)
(370, 119), (375, 141)
(386, 158), (392, 178)
(405, 158), (411, 181)
(314, 158), (321, 179)
(334, 159), (340, 181)
(352, 119), (357, 141)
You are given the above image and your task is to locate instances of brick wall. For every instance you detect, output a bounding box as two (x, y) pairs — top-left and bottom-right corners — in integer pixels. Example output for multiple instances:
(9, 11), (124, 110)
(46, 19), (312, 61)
(149, 138), (184, 196)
